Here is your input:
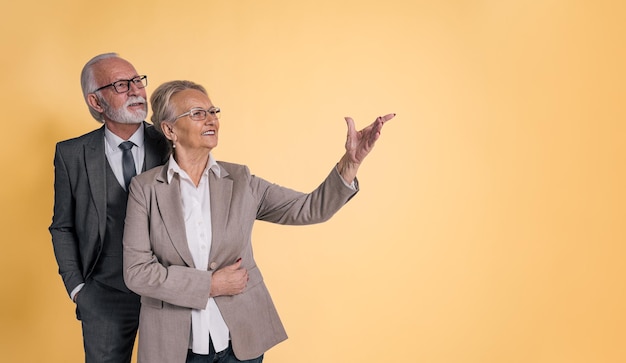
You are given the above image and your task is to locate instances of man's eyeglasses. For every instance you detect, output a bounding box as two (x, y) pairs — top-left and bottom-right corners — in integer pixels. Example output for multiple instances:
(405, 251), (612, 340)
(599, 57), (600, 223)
(93, 75), (148, 94)
(175, 107), (221, 122)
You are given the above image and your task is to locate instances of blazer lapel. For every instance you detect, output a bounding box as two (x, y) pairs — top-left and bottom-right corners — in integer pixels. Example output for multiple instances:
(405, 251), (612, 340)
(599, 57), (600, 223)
(209, 165), (233, 254)
(84, 126), (107, 241)
(154, 168), (196, 268)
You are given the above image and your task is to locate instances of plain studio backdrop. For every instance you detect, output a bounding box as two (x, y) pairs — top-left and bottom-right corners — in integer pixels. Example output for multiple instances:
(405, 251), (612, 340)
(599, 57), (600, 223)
(1, 1), (624, 362)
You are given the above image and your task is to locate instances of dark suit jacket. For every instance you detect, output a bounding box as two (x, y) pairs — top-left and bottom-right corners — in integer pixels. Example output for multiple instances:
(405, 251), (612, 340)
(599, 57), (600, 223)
(123, 160), (358, 362)
(50, 122), (169, 297)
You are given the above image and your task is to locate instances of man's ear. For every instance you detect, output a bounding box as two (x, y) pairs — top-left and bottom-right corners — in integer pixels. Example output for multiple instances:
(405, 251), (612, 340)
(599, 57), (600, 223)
(87, 93), (104, 113)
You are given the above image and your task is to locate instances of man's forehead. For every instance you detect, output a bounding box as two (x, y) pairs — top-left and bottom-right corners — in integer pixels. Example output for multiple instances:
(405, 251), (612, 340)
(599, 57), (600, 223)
(94, 58), (138, 82)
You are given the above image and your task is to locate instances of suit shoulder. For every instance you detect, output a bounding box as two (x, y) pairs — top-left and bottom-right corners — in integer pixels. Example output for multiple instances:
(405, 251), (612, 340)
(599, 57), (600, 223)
(55, 127), (103, 151)
(144, 122), (166, 140)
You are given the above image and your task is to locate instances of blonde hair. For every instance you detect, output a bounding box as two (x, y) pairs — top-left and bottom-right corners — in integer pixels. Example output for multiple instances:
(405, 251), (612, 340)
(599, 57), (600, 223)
(150, 80), (208, 136)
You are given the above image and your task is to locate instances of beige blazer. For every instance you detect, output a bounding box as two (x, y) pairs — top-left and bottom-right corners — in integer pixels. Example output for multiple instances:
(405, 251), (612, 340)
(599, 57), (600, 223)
(123, 160), (358, 362)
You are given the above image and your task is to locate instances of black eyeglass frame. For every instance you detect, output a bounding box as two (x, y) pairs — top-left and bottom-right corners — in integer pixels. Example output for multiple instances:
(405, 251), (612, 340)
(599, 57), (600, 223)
(93, 75), (148, 94)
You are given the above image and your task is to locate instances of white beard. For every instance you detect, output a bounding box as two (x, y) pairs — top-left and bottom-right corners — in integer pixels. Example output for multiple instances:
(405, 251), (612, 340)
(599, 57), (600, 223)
(101, 96), (147, 124)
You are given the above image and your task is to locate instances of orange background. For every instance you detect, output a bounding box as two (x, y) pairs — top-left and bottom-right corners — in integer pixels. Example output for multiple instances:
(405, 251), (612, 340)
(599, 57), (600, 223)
(1, 1), (625, 362)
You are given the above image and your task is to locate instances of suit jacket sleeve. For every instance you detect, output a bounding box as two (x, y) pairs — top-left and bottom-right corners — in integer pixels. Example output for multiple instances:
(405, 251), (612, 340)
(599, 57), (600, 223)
(49, 143), (84, 296)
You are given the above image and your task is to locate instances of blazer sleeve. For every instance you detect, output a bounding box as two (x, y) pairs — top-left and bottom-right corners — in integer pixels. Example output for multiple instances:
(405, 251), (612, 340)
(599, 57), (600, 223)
(253, 165), (359, 225)
(123, 176), (213, 310)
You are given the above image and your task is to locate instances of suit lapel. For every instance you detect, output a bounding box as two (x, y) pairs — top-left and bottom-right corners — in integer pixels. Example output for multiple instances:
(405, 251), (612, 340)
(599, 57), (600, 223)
(144, 122), (169, 170)
(84, 126), (107, 241)
(155, 169), (196, 267)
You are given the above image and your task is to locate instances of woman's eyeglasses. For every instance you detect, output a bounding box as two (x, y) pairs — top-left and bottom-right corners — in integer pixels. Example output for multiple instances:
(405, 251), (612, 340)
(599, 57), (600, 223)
(175, 107), (221, 122)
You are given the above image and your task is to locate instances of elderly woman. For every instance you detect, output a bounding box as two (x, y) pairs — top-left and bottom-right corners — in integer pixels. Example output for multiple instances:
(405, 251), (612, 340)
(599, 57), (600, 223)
(123, 80), (394, 363)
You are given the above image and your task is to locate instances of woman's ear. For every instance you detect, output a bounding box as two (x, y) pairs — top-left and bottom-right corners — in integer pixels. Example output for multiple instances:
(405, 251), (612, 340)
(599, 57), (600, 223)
(161, 122), (175, 141)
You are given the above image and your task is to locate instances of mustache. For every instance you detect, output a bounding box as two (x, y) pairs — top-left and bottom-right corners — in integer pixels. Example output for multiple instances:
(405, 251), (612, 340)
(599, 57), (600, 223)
(125, 96), (147, 107)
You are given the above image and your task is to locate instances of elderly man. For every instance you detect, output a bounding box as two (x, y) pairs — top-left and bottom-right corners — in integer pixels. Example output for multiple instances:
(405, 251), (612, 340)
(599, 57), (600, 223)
(49, 53), (169, 363)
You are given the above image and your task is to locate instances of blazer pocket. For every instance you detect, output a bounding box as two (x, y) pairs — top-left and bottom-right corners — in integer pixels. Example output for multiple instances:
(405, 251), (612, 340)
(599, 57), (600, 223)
(141, 296), (164, 309)
(245, 265), (263, 291)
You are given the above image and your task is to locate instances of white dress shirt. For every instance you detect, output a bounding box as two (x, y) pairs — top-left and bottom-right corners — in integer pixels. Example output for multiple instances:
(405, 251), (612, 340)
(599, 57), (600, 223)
(166, 153), (230, 354)
(104, 123), (145, 191)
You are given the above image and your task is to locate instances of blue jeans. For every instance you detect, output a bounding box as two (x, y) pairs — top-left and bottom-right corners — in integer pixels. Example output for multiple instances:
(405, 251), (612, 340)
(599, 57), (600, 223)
(186, 341), (263, 363)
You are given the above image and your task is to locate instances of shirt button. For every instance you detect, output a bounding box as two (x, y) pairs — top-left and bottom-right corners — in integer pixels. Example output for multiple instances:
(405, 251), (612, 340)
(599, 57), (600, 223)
(209, 262), (217, 270)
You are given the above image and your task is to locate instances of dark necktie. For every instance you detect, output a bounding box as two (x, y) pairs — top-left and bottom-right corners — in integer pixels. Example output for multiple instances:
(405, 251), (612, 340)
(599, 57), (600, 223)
(119, 141), (136, 190)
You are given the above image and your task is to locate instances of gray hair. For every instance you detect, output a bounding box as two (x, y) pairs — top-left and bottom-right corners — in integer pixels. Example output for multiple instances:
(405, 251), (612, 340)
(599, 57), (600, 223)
(150, 80), (208, 137)
(80, 52), (119, 122)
